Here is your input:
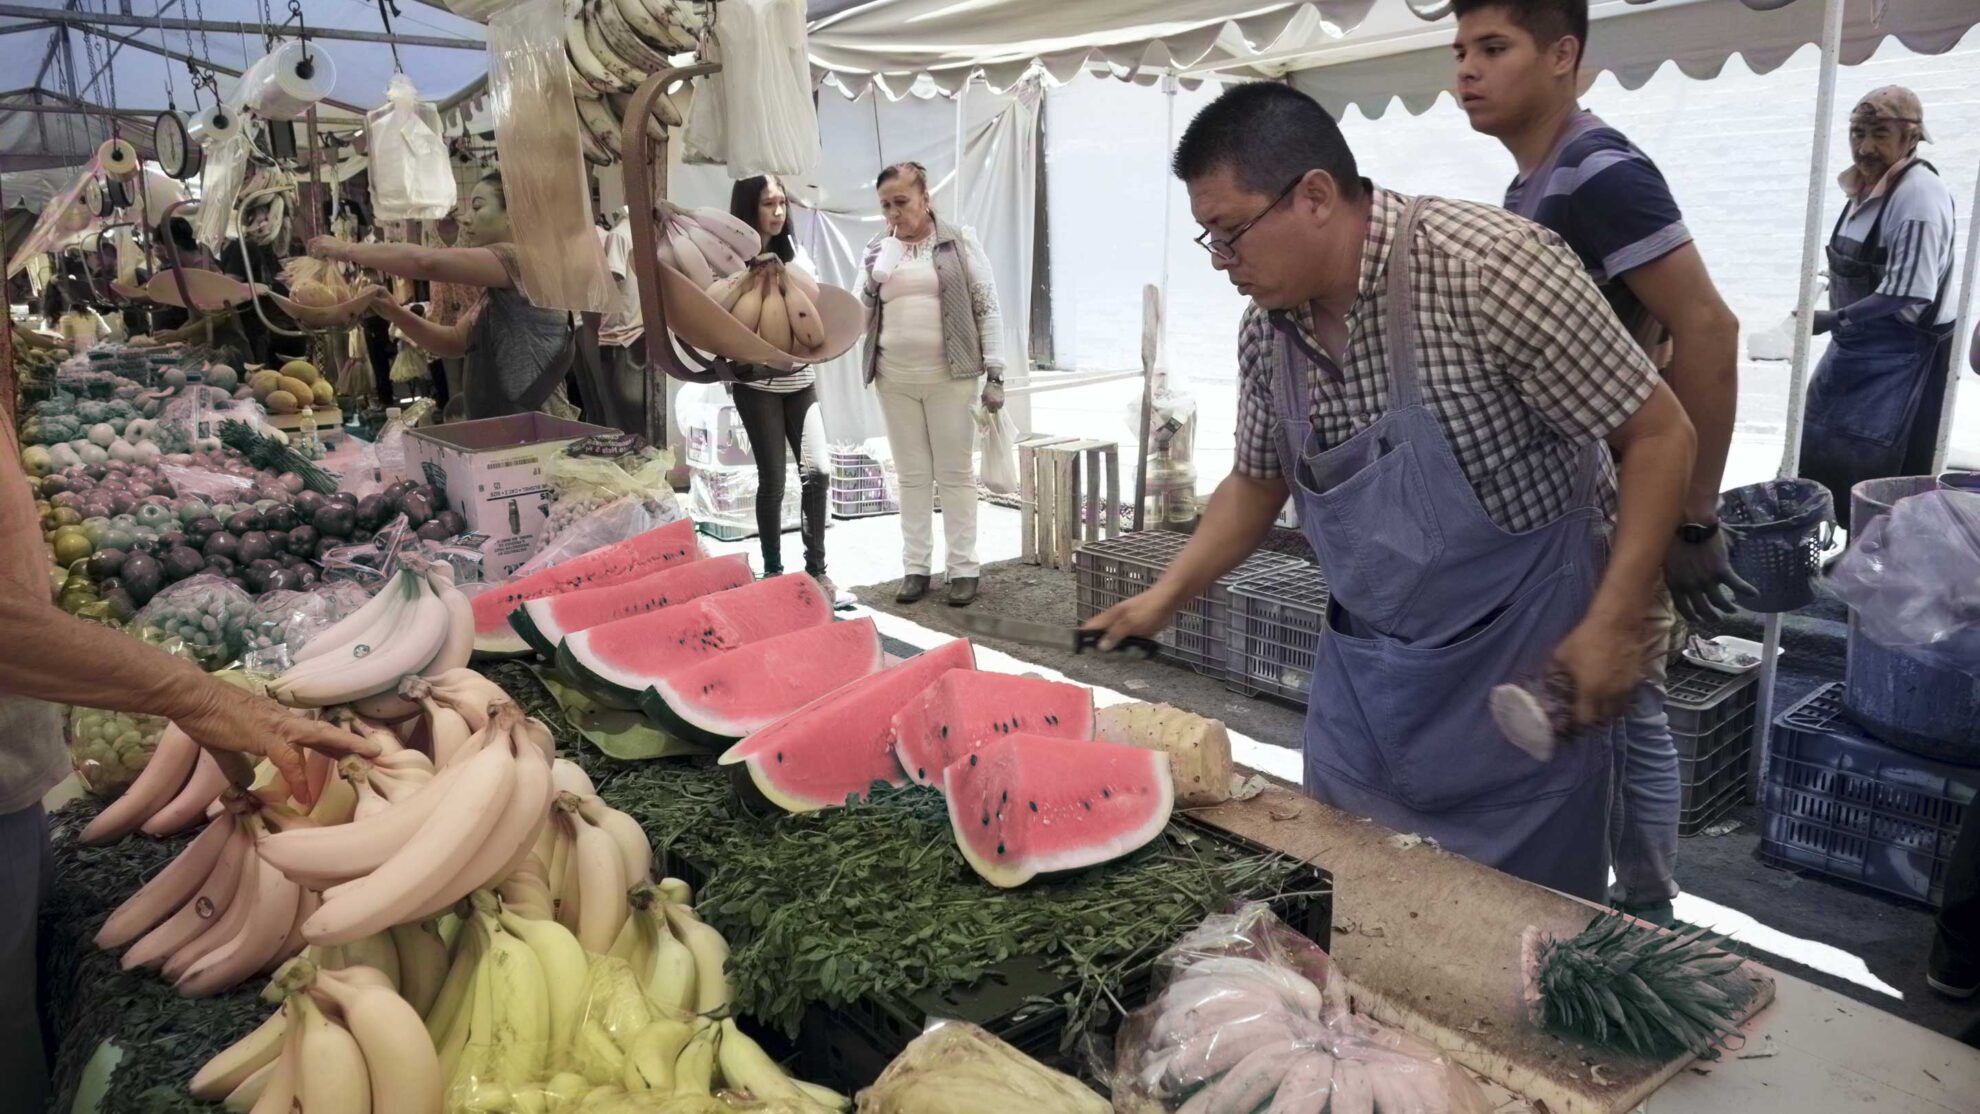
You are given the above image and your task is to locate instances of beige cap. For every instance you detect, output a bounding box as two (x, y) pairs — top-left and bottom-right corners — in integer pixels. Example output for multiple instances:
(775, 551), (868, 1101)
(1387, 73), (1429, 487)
(1851, 86), (1931, 142)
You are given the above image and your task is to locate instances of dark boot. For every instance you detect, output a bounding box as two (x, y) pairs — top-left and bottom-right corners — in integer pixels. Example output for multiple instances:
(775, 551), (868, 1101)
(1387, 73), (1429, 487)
(946, 576), (979, 607)
(896, 574), (930, 603)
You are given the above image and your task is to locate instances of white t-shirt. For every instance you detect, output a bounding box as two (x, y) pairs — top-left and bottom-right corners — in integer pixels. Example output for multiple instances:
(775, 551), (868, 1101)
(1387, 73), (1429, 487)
(876, 240), (948, 384)
(601, 221), (643, 347)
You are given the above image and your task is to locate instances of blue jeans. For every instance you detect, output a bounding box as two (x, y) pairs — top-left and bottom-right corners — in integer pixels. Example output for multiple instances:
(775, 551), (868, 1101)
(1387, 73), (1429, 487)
(1610, 593), (1680, 906)
(1, 804), (50, 1112)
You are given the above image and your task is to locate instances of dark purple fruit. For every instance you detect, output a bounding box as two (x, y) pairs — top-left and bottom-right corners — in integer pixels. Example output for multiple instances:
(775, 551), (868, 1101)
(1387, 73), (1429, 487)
(187, 516), (223, 541)
(356, 494), (392, 531)
(329, 492), (358, 508)
(265, 568), (300, 593)
(227, 575), (251, 594)
(415, 521), (450, 543)
(261, 504), (298, 532)
(237, 530), (275, 564)
(162, 545), (206, 581)
(102, 588), (136, 623)
(314, 536), (343, 560)
(203, 554), (237, 577)
(225, 510), (261, 534)
(242, 564), (274, 594)
(121, 554), (163, 605)
(202, 531), (240, 560)
(351, 529), (374, 545)
(285, 525), (318, 555)
(293, 490), (327, 518)
(87, 549), (126, 579)
(293, 567), (319, 589)
(312, 503), (356, 539)
(435, 510), (467, 536)
(397, 492), (432, 528)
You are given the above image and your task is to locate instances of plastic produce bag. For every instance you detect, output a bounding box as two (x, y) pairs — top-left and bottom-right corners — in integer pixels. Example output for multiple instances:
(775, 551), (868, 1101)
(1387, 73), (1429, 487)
(159, 460), (255, 502)
(366, 74), (456, 220)
(976, 405), (1019, 496)
(1111, 902), (1491, 1114)
(68, 705), (171, 799)
(239, 580), (377, 671)
(514, 493), (688, 581)
(133, 573), (256, 669)
(860, 1020), (1109, 1114)
(1827, 489), (1980, 676)
(541, 444), (682, 540)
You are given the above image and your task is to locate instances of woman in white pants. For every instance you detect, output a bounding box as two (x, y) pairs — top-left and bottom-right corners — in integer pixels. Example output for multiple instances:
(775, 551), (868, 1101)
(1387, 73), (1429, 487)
(861, 162), (1006, 607)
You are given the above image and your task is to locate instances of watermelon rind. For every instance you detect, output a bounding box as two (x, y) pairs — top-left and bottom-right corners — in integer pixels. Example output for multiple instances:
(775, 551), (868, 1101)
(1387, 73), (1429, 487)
(722, 638), (978, 814)
(892, 672), (1096, 788)
(942, 733), (1175, 888)
(641, 618), (885, 748)
(537, 666), (708, 759)
(511, 553), (754, 659)
(556, 638), (655, 711)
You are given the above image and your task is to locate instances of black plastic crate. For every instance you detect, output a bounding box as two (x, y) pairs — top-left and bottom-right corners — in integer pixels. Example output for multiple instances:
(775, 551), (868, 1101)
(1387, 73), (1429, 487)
(1225, 564), (1330, 704)
(1074, 532), (1302, 679)
(1760, 683), (1978, 906)
(1666, 664), (1759, 834)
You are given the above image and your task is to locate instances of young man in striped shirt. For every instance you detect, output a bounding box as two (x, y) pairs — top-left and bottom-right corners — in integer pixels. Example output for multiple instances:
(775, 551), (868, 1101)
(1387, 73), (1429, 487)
(1454, 0), (1743, 924)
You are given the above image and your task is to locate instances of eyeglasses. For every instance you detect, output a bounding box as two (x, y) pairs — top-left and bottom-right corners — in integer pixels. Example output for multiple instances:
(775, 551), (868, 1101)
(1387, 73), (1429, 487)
(1195, 173), (1308, 263)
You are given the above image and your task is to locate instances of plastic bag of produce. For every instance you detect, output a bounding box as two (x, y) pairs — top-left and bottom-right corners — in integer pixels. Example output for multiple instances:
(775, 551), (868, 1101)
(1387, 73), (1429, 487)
(67, 705), (171, 799)
(1110, 902), (1491, 1114)
(1827, 489), (1980, 677)
(541, 440), (679, 539)
(240, 580), (377, 671)
(159, 460), (256, 501)
(861, 1019), (1109, 1114)
(132, 572), (256, 669)
(514, 493), (687, 582)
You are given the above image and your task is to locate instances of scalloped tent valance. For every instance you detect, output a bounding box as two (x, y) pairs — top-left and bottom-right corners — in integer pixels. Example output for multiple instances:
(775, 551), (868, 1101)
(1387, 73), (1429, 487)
(806, 0), (1980, 106)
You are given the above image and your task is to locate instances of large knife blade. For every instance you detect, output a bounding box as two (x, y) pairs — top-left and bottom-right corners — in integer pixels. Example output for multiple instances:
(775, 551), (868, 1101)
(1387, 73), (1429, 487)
(952, 613), (1162, 659)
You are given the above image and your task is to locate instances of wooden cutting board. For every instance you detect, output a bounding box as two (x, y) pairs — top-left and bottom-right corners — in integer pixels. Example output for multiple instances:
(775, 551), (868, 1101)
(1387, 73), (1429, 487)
(1194, 787), (1776, 1114)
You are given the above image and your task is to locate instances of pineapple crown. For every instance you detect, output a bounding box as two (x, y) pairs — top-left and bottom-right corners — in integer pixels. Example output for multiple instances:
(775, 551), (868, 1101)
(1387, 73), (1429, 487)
(1525, 913), (1759, 1058)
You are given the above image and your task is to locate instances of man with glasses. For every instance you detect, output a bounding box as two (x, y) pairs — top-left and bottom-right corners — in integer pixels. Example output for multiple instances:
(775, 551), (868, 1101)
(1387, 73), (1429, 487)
(1084, 82), (1696, 901)
(1800, 86), (1959, 530)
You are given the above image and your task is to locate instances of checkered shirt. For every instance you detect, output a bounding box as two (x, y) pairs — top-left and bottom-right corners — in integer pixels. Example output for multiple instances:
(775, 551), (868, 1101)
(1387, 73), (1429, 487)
(1232, 187), (1659, 531)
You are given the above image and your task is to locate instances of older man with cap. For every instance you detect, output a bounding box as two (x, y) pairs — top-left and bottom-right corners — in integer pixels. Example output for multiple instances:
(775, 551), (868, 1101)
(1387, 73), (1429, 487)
(1800, 86), (1959, 529)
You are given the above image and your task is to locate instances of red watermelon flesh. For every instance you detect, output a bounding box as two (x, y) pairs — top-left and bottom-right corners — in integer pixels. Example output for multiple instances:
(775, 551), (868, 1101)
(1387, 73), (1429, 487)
(892, 671), (1095, 788)
(470, 517), (700, 657)
(644, 618), (885, 747)
(721, 639), (977, 812)
(944, 733), (1174, 888)
(560, 572), (829, 701)
(512, 552), (753, 656)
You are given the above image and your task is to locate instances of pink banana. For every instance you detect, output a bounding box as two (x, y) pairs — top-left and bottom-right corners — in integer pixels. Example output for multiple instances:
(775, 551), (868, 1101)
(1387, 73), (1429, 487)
(141, 748), (230, 836)
(121, 822), (250, 969)
(177, 854), (303, 997)
(405, 736), (551, 922)
(81, 723), (197, 845)
(95, 812), (237, 950)
(256, 762), (466, 887)
(162, 844), (262, 980)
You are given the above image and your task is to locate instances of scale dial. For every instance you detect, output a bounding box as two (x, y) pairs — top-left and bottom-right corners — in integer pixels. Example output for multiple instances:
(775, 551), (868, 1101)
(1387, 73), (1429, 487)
(154, 110), (203, 180)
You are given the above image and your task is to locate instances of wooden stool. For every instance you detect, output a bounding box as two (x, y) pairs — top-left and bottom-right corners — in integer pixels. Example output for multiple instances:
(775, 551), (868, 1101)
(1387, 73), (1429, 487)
(1020, 436), (1121, 570)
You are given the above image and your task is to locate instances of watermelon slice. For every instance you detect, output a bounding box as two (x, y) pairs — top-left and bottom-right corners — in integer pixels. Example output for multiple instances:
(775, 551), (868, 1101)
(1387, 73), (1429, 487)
(943, 733), (1174, 888)
(642, 618), (885, 748)
(721, 639), (977, 813)
(511, 552), (753, 658)
(892, 672), (1095, 788)
(469, 518), (700, 658)
(559, 573), (830, 709)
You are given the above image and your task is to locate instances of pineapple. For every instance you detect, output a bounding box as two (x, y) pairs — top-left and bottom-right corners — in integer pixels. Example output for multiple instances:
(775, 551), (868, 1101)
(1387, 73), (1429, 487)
(1521, 913), (1761, 1058)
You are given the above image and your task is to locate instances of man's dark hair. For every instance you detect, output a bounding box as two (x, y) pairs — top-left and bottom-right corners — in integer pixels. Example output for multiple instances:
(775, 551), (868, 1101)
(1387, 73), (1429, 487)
(1451, 0), (1589, 69)
(1171, 82), (1363, 202)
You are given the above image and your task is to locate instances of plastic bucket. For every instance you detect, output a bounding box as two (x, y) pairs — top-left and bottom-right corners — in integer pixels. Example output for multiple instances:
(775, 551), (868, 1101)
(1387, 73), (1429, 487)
(1938, 471), (1980, 495)
(1841, 475), (1980, 763)
(1722, 479), (1835, 613)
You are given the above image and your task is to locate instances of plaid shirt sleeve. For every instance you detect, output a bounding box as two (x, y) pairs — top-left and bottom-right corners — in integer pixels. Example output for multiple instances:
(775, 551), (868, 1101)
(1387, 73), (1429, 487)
(1475, 227), (1659, 443)
(1232, 304), (1284, 479)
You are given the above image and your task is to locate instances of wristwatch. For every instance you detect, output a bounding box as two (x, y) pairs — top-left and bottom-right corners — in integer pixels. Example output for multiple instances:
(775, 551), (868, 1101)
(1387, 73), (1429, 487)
(1677, 520), (1720, 545)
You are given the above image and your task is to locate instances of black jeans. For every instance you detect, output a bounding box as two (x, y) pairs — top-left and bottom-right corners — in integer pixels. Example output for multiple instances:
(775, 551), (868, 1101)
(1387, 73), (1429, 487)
(731, 383), (827, 577)
(1940, 797), (1980, 968)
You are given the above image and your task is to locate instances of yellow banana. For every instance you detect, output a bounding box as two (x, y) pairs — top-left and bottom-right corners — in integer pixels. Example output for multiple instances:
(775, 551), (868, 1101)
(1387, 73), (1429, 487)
(572, 818), (630, 955)
(662, 903), (731, 1015)
(389, 920), (450, 1018)
(623, 1017), (694, 1092)
(293, 992), (371, 1113)
(625, 887), (696, 1015)
(191, 1006), (287, 1100)
(713, 1017), (806, 1102)
(339, 930), (403, 990)
(782, 277), (827, 352)
(311, 967), (444, 1114)
(670, 1024), (719, 1097)
(731, 271), (768, 332)
(423, 917), (484, 1042)
(575, 1019), (627, 1086)
(656, 879), (693, 907)
(756, 277), (793, 353)
(220, 1059), (275, 1112)
(480, 910), (550, 1086)
(796, 1079), (852, 1110)
(498, 910), (588, 1067)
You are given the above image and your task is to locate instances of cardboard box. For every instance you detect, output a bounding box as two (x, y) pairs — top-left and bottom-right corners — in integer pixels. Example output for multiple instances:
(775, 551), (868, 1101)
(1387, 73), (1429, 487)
(406, 413), (616, 580)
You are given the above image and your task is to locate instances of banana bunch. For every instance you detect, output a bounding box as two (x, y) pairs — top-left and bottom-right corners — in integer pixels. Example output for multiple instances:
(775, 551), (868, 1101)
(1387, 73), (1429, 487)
(190, 958), (443, 1114)
(557, 1012), (849, 1113)
(607, 883), (719, 1017)
(652, 202), (762, 291)
(93, 790), (322, 998)
(257, 703), (555, 946)
(564, 0), (708, 162)
(269, 564), (475, 715)
(305, 915), (452, 1018)
(706, 258), (831, 360)
(533, 788), (652, 954)
(428, 894), (566, 1109)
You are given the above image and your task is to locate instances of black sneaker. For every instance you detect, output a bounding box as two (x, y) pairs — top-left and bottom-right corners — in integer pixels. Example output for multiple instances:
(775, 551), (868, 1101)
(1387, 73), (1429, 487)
(895, 574), (930, 604)
(1928, 934), (1979, 999)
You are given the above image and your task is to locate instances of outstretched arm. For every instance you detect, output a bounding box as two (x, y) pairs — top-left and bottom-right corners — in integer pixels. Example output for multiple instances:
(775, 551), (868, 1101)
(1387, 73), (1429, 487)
(309, 236), (512, 290)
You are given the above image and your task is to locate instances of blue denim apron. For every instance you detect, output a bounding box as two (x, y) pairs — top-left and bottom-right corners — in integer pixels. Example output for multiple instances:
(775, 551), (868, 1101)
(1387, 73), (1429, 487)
(1273, 199), (1616, 901)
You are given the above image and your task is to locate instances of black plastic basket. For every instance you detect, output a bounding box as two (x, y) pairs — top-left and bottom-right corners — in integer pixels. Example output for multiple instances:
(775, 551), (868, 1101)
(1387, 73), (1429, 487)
(1722, 478), (1835, 613)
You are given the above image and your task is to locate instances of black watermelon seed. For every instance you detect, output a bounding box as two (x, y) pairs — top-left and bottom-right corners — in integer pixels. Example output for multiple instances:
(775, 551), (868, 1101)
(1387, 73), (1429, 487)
(981, 814), (989, 826)
(1001, 789), (1008, 803)
(997, 842), (1005, 856)
(775, 752), (784, 764)
(1082, 801), (1091, 810)
(1102, 788), (1112, 798)
(940, 724), (949, 738)
(917, 767), (926, 779)
(1029, 801), (1038, 812)
(969, 754), (978, 767)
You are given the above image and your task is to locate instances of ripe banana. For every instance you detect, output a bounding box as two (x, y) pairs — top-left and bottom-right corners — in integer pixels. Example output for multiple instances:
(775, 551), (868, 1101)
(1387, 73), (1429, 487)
(499, 869), (556, 922)
(782, 262), (823, 303)
(245, 999), (300, 1114)
(294, 575), (407, 664)
(481, 910), (553, 1086)
(566, 9), (630, 96)
(82, 722), (198, 844)
(678, 220), (747, 279)
(617, 885), (696, 1014)
(419, 668), (513, 732)
(304, 766), (359, 825)
(220, 1059), (275, 1113)
(405, 729), (553, 923)
(572, 809), (631, 954)
(293, 990), (373, 1113)
(714, 1017), (807, 1103)
(592, 0), (669, 72)
(390, 919), (451, 1018)
(277, 577), (452, 708)
(671, 1023), (718, 1096)
(577, 795), (652, 886)
(797, 1079), (854, 1110)
(551, 759), (597, 799)
(178, 850), (302, 997)
(668, 229), (718, 290)
(96, 810), (236, 949)
(623, 1017), (694, 1092)
(499, 909), (588, 1065)
(191, 1006), (286, 1100)
(656, 878), (693, 907)
(731, 271), (768, 332)
(783, 277), (828, 351)
(421, 572), (476, 678)
(424, 922), (486, 1042)
(610, 0), (673, 55)
(258, 760), (465, 888)
(756, 277), (794, 353)
(125, 823), (250, 971)
(303, 740), (519, 946)
(683, 206), (764, 262)
(331, 929), (403, 990)
(583, 10), (646, 91)
(514, 716), (557, 763)
(311, 968), (444, 1114)
(662, 903), (732, 1014)
(705, 270), (750, 312)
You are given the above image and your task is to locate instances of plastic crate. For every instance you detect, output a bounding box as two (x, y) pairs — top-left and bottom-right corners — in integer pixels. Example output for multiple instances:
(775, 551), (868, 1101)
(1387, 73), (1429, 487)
(1665, 665), (1759, 835)
(1073, 532), (1302, 678)
(1759, 683), (1979, 906)
(1224, 564), (1331, 704)
(829, 448), (901, 519)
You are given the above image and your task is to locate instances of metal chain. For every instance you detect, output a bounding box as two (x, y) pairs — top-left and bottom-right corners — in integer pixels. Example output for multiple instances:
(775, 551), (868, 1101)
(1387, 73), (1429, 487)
(153, 0), (177, 109)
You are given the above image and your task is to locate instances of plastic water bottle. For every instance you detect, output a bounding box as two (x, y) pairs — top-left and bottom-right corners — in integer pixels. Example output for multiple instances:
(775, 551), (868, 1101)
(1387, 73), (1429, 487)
(299, 406), (319, 456)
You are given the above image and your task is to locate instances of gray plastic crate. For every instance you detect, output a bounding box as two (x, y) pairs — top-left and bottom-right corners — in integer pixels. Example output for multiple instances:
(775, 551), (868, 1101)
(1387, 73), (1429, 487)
(1224, 564), (1330, 704)
(1073, 532), (1300, 678)
(1665, 664), (1759, 834)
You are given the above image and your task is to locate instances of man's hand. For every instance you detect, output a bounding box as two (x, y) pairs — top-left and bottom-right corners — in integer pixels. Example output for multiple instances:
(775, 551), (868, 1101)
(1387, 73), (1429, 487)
(981, 379), (1004, 413)
(1081, 587), (1180, 652)
(306, 235), (353, 262)
(1665, 531), (1754, 625)
(1547, 610), (1646, 728)
(173, 682), (375, 806)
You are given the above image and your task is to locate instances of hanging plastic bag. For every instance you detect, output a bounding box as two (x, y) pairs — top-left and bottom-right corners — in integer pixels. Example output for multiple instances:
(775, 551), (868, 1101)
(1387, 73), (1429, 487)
(368, 74), (458, 220)
(1111, 902), (1491, 1114)
(132, 573), (257, 669)
(976, 405), (1019, 496)
(194, 135), (253, 253)
(1827, 489), (1980, 676)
